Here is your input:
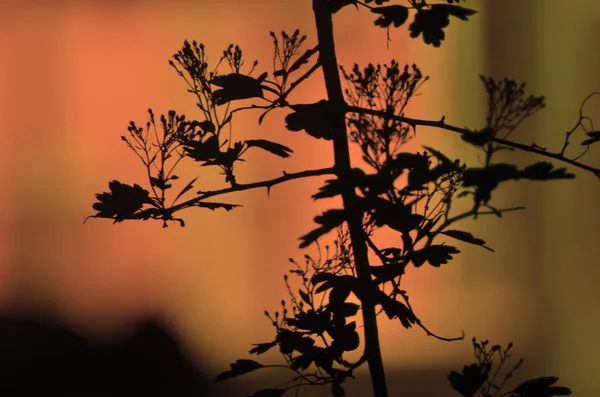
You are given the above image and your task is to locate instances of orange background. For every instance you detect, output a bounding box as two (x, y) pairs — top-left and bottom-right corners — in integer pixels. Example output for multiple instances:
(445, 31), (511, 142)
(0, 0), (599, 395)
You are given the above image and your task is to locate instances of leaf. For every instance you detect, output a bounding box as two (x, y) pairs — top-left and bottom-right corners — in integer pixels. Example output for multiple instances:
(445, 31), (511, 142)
(441, 230), (494, 252)
(173, 176), (198, 205)
(461, 127), (495, 146)
(511, 376), (572, 396)
(298, 289), (312, 305)
(249, 341), (278, 355)
(248, 388), (286, 397)
(195, 202), (241, 211)
(408, 4), (477, 47)
(245, 139), (293, 158)
(519, 162), (575, 181)
(276, 330), (314, 355)
(410, 244), (460, 267)
(580, 130), (600, 145)
(215, 359), (264, 382)
(377, 292), (416, 328)
(91, 180), (153, 223)
(285, 100), (337, 140)
(183, 135), (221, 163)
(288, 46), (319, 74)
(332, 382), (346, 397)
(199, 120), (216, 133)
(448, 363), (491, 397)
(210, 73), (264, 105)
(371, 197), (424, 234)
(299, 209), (346, 248)
(371, 5), (409, 28)
(313, 168), (368, 200)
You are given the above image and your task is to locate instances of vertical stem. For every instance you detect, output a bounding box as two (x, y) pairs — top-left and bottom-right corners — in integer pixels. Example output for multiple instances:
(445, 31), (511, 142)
(311, 1), (389, 396)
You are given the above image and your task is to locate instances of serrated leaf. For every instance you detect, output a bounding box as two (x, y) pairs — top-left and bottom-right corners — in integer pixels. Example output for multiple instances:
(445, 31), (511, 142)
(519, 162), (575, 181)
(215, 359), (264, 382)
(249, 341), (278, 355)
(408, 4), (477, 47)
(245, 139), (293, 158)
(411, 245), (460, 267)
(441, 230), (494, 252)
(371, 5), (409, 28)
(299, 209), (346, 249)
(210, 73), (264, 105)
(90, 180), (154, 223)
(285, 100), (336, 140)
(448, 363), (491, 397)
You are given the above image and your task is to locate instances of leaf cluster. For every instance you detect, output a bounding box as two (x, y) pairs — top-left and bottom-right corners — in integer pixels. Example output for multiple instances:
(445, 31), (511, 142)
(449, 338), (571, 397)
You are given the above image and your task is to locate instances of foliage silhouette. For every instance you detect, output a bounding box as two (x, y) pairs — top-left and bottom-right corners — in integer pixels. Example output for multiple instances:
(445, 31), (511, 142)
(0, 315), (209, 396)
(84, 0), (600, 396)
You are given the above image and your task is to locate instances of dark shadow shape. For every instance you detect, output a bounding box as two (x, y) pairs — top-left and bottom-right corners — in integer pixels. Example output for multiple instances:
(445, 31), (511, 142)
(0, 314), (213, 396)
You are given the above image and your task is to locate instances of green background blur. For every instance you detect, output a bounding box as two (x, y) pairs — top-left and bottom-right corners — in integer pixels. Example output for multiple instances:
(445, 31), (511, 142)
(0, 0), (598, 395)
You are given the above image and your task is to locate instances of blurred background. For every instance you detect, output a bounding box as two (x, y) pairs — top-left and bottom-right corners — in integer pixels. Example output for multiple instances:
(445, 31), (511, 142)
(0, 0), (599, 395)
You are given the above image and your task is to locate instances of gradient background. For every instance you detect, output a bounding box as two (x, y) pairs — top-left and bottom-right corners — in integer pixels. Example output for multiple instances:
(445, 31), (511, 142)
(0, 0), (599, 396)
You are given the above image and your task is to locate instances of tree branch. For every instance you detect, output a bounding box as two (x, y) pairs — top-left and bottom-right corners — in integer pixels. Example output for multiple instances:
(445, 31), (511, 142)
(347, 105), (600, 179)
(133, 166), (336, 221)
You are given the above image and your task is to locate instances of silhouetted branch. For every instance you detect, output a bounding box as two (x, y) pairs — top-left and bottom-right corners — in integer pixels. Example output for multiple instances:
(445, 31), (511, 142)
(347, 105), (600, 179)
(156, 166), (335, 217)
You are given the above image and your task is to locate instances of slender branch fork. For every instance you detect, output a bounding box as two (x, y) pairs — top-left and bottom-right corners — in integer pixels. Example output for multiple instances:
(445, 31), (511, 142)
(347, 105), (600, 178)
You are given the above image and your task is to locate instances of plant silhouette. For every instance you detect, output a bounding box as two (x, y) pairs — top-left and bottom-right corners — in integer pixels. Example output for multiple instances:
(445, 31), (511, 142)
(0, 314), (209, 396)
(85, 0), (599, 396)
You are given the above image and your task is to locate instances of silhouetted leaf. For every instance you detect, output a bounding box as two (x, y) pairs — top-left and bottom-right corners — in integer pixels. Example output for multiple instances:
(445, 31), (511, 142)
(448, 363), (491, 397)
(173, 176), (197, 204)
(291, 354), (314, 370)
(511, 376), (572, 397)
(411, 245), (460, 267)
(288, 46), (319, 74)
(580, 130), (600, 146)
(248, 388), (286, 397)
(377, 292), (416, 328)
(371, 197), (424, 234)
(195, 202), (241, 211)
(312, 168), (368, 200)
(91, 180), (154, 223)
(285, 310), (330, 334)
(520, 162), (575, 181)
(249, 341), (278, 355)
(215, 359), (264, 382)
(408, 4), (477, 47)
(329, 322), (359, 352)
(441, 230), (494, 252)
(299, 209), (346, 248)
(461, 128), (495, 146)
(371, 5), (409, 28)
(462, 163), (519, 209)
(332, 382), (346, 397)
(199, 120), (216, 133)
(285, 100), (337, 140)
(210, 73), (264, 105)
(245, 139), (293, 158)
(276, 330), (314, 355)
(298, 289), (311, 305)
(183, 135), (220, 162)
